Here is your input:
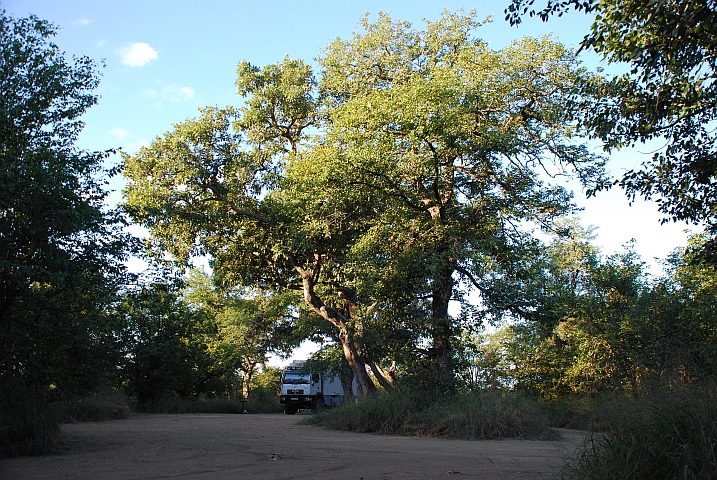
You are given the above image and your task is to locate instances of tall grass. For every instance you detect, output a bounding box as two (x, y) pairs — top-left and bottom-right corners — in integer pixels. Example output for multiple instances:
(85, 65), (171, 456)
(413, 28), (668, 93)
(304, 390), (552, 440)
(0, 399), (63, 456)
(544, 391), (644, 433)
(560, 387), (717, 480)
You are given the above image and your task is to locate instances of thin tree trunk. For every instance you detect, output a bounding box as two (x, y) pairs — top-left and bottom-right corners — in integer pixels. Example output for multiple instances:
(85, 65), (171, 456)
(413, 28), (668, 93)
(366, 359), (397, 392)
(241, 361), (256, 399)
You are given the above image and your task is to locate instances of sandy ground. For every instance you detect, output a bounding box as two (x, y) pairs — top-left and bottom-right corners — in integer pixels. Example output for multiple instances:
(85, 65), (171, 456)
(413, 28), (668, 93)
(0, 413), (584, 480)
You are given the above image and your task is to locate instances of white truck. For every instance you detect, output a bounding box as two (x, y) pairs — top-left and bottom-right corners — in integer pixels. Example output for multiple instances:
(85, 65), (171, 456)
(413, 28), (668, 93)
(279, 360), (352, 414)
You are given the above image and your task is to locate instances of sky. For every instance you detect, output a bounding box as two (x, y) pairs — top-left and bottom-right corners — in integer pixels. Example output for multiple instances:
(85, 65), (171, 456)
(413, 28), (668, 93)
(5, 1), (696, 360)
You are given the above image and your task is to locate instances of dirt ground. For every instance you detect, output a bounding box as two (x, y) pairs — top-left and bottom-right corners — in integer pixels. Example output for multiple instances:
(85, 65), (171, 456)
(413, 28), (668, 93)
(0, 413), (584, 480)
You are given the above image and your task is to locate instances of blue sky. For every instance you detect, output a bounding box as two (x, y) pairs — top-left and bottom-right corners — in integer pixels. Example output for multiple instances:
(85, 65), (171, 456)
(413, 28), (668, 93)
(5, 0), (694, 273)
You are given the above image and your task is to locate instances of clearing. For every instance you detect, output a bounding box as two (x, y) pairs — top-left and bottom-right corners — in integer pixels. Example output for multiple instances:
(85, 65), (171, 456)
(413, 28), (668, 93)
(0, 413), (584, 479)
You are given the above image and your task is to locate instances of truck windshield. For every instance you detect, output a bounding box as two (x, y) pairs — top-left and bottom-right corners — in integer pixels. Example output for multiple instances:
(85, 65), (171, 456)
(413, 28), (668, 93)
(283, 372), (310, 384)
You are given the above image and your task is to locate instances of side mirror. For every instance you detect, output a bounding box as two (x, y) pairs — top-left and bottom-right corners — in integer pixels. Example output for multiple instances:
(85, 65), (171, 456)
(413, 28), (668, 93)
(311, 373), (320, 383)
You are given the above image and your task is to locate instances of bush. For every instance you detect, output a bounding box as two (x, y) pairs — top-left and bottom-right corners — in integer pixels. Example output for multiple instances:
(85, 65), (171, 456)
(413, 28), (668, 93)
(0, 399), (63, 456)
(305, 390), (551, 440)
(560, 387), (717, 480)
(60, 392), (131, 422)
(0, 389), (134, 457)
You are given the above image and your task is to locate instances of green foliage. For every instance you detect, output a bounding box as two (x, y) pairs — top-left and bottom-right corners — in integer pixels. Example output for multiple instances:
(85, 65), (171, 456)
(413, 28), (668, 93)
(318, 11), (607, 390)
(130, 368), (283, 414)
(115, 280), (214, 405)
(488, 226), (717, 399)
(132, 395), (282, 414)
(182, 269), (299, 397)
(543, 391), (641, 432)
(305, 390), (551, 440)
(506, 0), (717, 253)
(108, 268), (293, 409)
(249, 366), (282, 392)
(121, 78), (382, 396)
(0, 398), (62, 456)
(59, 391), (131, 423)
(236, 57), (317, 153)
(455, 327), (515, 391)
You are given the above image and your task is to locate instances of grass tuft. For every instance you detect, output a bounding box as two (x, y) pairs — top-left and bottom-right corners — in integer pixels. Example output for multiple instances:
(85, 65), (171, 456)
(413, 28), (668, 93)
(61, 392), (131, 422)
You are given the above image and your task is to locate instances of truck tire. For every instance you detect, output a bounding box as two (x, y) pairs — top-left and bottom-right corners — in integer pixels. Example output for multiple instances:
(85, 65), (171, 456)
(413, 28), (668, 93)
(312, 395), (325, 413)
(284, 406), (297, 415)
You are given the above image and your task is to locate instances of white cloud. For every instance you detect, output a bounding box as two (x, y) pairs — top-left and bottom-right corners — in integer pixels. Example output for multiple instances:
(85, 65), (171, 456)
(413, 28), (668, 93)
(96, 39), (106, 48)
(115, 42), (158, 67)
(73, 17), (93, 27)
(163, 84), (195, 102)
(110, 127), (130, 139)
(143, 89), (159, 98)
(127, 139), (149, 151)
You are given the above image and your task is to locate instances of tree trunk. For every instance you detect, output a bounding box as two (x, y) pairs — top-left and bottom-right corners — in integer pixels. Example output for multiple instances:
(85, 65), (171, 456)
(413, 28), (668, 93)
(431, 296), (456, 394)
(337, 325), (376, 397)
(296, 264), (377, 398)
(430, 250), (457, 394)
(241, 361), (256, 399)
(336, 358), (356, 405)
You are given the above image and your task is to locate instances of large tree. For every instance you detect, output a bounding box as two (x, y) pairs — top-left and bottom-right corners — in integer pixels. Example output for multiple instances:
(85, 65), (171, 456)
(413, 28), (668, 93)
(0, 11), (131, 453)
(316, 11), (607, 391)
(122, 11), (606, 394)
(506, 0), (717, 251)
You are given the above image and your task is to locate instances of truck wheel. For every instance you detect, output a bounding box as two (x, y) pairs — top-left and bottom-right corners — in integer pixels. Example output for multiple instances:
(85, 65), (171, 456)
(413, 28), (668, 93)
(312, 396), (325, 413)
(284, 406), (297, 415)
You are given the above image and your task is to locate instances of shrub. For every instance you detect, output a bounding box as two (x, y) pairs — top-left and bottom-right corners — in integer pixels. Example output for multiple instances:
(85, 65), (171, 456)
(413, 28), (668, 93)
(60, 392), (131, 422)
(544, 390), (643, 433)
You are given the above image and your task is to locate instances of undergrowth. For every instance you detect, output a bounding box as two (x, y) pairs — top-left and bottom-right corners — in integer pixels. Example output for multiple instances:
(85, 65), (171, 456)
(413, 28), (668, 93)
(559, 387), (717, 480)
(0, 391), (130, 457)
(134, 388), (283, 414)
(60, 391), (131, 422)
(1, 387), (281, 456)
(0, 399), (63, 456)
(304, 390), (552, 440)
